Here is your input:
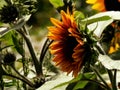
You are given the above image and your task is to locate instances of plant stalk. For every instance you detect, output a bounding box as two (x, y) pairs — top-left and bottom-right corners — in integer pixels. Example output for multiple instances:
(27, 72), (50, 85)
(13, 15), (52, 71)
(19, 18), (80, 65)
(17, 29), (43, 76)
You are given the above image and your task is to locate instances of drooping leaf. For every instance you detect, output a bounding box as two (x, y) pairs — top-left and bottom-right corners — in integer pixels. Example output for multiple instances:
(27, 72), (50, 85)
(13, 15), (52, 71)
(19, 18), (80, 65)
(98, 54), (120, 70)
(86, 11), (120, 37)
(49, 0), (64, 8)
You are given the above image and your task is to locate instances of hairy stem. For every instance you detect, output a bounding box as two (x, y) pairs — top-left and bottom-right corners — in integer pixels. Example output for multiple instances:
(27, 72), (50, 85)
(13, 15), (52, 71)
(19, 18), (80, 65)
(17, 29), (43, 76)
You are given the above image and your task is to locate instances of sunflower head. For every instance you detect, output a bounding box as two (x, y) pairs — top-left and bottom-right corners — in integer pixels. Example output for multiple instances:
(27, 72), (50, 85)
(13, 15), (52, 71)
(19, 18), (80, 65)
(3, 53), (16, 65)
(86, 0), (120, 12)
(0, 5), (19, 23)
(48, 9), (89, 77)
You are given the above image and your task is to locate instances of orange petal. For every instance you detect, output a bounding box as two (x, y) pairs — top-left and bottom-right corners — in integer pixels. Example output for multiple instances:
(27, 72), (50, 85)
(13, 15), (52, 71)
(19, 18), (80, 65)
(50, 18), (63, 29)
(48, 32), (64, 40)
(61, 10), (71, 28)
(50, 47), (63, 54)
(50, 41), (63, 50)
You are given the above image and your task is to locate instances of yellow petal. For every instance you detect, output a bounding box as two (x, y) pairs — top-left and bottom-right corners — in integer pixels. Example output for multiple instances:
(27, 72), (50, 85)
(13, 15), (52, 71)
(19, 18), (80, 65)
(86, 0), (97, 4)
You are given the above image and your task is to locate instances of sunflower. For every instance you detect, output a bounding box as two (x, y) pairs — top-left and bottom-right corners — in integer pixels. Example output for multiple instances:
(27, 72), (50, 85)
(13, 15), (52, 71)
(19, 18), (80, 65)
(47, 9), (86, 77)
(86, 0), (120, 12)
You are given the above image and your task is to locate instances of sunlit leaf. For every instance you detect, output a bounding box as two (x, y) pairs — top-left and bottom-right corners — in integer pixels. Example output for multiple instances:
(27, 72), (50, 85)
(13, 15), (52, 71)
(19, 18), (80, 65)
(0, 30), (14, 45)
(86, 11), (120, 37)
(0, 27), (9, 36)
(98, 54), (120, 70)
(52, 75), (82, 89)
(49, 0), (64, 8)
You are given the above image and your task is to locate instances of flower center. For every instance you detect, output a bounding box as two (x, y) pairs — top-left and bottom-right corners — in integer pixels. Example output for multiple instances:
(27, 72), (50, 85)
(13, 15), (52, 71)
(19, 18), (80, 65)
(64, 36), (78, 62)
(104, 0), (120, 11)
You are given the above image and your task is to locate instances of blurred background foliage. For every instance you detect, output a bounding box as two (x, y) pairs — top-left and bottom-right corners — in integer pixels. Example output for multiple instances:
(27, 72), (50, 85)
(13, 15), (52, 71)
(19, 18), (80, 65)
(0, 0), (96, 39)
(26, 0), (96, 38)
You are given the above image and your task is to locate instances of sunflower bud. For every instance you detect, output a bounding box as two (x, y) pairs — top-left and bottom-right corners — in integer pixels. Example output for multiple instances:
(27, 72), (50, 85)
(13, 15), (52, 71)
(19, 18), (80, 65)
(0, 5), (19, 23)
(3, 53), (16, 65)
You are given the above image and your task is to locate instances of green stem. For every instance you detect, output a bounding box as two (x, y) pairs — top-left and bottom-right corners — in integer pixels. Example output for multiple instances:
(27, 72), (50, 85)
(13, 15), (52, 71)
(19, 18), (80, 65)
(17, 29), (43, 76)
(96, 43), (118, 90)
(38, 39), (53, 78)
(84, 78), (108, 89)
(107, 70), (113, 83)
(21, 35), (27, 90)
(4, 73), (34, 88)
(90, 65), (112, 90)
(22, 57), (27, 90)
(0, 77), (4, 90)
(107, 70), (114, 89)
(11, 65), (33, 87)
(113, 70), (117, 90)
(106, 69), (117, 90)
(39, 38), (53, 63)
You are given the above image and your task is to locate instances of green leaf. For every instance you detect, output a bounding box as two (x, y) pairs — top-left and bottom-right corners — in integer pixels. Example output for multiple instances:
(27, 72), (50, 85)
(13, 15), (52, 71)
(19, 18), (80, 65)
(0, 30), (14, 45)
(73, 81), (88, 90)
(73, 72), (96, 89)
(0, 18), (26, 37)
(12, 34), (24, 56)
(4, 81), (16, 87)
(49, 0), (64, 8)
(83, 72), (96, 79)
(82, 16), (111, 25)
(74, 11), (85, 20)
(52, 72), (96, 90)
